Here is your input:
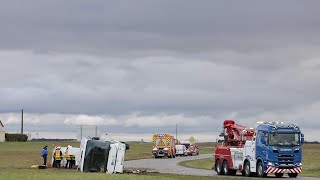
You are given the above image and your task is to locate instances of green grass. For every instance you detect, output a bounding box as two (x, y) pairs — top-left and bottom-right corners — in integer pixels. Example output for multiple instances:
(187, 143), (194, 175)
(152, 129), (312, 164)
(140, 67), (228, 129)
(178, 144), (320, 177)
(179, 158), (213, 170)
(125, 142), (154, 160)
(0, 169), (242, 180)
(196, 142), (216, 154)
(0, 141), (221, 180)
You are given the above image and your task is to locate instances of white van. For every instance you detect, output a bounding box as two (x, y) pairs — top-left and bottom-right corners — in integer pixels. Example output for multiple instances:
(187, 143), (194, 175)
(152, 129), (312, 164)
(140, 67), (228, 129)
(175, 145), (187, 156)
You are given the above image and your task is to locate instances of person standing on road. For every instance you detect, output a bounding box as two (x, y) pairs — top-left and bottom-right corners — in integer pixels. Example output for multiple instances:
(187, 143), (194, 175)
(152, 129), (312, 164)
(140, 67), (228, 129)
(41, 145), (48, 166)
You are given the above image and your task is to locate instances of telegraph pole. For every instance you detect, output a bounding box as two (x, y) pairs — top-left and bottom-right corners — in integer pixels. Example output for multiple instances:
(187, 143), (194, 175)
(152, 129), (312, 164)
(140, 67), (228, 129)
(176, 124), (178, 140)
(21, 109), (24, 134)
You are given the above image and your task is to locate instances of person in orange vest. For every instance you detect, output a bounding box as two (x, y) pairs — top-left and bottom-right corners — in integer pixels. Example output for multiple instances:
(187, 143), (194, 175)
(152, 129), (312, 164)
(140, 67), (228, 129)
(69, 154), (76, 169)
(64, 146), (71, 169)
(53, 146), (62, 168)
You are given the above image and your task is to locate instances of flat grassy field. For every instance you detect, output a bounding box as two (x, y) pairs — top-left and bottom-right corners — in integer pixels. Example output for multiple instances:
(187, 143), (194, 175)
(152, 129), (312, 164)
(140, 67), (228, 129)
(0, 141), (219, 180)
(179, 144), (320, 177)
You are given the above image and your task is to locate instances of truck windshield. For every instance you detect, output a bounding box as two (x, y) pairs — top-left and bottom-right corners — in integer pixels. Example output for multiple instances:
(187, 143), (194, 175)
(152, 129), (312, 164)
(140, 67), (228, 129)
(269, 133), (300, 146)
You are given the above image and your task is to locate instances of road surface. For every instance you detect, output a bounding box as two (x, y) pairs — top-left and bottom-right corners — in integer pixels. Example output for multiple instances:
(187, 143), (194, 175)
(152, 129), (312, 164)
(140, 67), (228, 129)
(125, 154), (319, 179)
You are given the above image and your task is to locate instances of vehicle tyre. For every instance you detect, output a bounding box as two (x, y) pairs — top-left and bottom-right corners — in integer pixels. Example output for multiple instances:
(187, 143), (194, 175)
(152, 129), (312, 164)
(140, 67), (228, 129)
(216, 159), (223, 175)
(244, 161), (251, 177)
(223, 160), (230, 175)
(275, 173), (284, 178)
(257, 161), (267, 177)
(288, 173), (298, 178)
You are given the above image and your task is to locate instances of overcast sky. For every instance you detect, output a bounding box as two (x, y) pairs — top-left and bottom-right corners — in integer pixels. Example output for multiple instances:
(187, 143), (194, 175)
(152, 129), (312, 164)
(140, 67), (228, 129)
(1, 0), (320, 141)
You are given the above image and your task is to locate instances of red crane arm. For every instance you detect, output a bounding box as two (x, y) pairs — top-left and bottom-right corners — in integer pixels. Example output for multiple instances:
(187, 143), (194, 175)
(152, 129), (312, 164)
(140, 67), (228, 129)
(222, 120), (251, 146)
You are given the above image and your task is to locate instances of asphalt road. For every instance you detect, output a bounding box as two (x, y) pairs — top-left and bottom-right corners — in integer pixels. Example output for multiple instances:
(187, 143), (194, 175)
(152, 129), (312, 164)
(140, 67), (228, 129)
(125, 154), (319, 179)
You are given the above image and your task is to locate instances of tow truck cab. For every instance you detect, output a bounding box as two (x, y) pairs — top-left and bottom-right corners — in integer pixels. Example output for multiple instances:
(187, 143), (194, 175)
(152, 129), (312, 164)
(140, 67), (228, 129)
(255, 122), (304, 177)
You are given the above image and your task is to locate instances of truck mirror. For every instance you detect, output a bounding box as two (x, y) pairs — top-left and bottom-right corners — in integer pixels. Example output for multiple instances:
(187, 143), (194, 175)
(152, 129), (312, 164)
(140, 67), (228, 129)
(301, 134), (305, 144)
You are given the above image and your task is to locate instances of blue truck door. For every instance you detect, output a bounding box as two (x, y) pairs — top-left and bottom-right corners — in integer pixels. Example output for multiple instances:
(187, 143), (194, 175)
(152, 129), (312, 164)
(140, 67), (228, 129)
(256, 131), (269, 161)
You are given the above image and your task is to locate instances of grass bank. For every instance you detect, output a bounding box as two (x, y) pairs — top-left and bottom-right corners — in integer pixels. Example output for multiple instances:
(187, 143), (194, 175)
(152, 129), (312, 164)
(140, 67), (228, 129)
(0, 141), (218, 180)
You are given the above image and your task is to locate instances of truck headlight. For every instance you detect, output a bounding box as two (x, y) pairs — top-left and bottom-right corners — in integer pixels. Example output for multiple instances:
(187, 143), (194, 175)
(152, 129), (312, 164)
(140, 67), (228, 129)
(163, 148), (168, 151)
(267, 162), (275, 166)
(297, 162), (302, 167)
(153, 148), (158, 151)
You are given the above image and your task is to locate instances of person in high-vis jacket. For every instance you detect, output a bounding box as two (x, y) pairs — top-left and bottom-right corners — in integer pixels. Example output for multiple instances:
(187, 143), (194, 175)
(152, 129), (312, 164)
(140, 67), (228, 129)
(53, 146), (62, 168)
(69, 154), (76, 169)
(64, 147), (71, 169)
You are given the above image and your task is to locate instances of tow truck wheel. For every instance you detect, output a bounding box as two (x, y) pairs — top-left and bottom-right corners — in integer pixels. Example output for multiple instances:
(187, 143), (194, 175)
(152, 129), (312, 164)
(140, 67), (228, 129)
(244, 161), (251, 177)
(275, 173), (284, 178)
(216, 159), (223, 175)
(223, 160), (230, 175)
(288, 173), (298, 178)
(257, 161), (267, 177)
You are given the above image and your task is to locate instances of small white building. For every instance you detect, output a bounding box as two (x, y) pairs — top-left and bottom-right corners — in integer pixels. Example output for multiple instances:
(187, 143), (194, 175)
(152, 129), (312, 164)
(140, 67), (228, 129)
(77, 125), (101, 141)
(0, 120), (5, 142)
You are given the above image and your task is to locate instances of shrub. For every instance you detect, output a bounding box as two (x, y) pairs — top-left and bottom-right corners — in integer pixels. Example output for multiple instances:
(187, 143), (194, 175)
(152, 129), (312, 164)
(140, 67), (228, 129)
(5, 133), (28, 142)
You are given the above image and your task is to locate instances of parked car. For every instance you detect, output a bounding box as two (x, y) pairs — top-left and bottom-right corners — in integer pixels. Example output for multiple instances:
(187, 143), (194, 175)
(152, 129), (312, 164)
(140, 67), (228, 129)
(181, 141), (199, 156)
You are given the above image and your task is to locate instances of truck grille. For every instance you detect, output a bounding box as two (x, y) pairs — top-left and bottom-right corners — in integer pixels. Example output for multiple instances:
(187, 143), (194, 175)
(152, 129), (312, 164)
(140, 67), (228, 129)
(158, 148), (164, 154)
(278, 154), (294, 168)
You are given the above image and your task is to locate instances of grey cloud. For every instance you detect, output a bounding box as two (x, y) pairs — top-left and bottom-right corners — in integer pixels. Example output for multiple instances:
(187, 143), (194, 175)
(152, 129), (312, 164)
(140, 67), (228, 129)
(1, 1), (320, 140)
(1, 51), (320, 116)
(1, 1), (320, 54)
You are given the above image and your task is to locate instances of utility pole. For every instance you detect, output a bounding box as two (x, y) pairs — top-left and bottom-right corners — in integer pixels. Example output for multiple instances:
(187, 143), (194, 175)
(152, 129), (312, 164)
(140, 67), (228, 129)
(21, 109), (24, 134)
(176, 124), (178, 140)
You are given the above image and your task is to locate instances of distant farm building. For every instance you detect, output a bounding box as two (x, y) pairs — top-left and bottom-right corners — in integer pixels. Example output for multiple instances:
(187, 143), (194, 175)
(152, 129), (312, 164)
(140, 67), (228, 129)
(0, 120), (5, 142)
(77, 125), (101, 141)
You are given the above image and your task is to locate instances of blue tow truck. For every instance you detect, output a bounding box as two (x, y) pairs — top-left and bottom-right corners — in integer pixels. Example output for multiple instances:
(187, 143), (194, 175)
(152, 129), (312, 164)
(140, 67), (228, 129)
(215, 121), (304, 178)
